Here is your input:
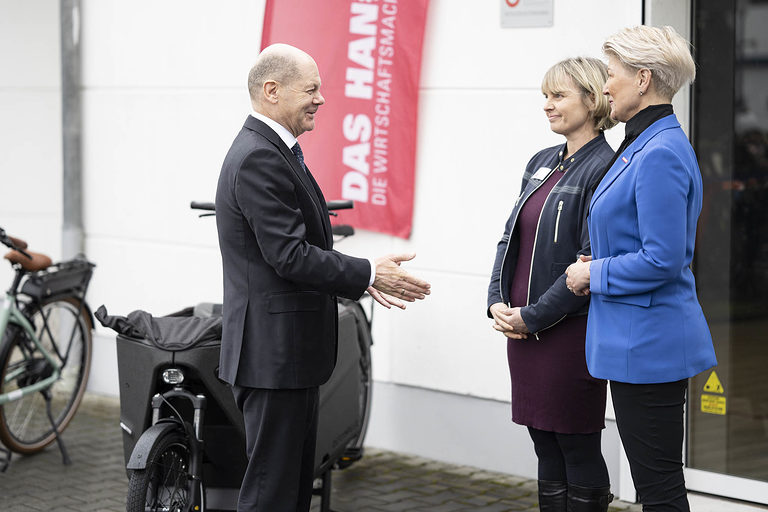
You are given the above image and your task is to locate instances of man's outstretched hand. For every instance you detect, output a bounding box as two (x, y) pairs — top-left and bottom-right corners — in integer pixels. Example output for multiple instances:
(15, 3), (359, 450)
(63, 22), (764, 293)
(369, 253), (431, 309)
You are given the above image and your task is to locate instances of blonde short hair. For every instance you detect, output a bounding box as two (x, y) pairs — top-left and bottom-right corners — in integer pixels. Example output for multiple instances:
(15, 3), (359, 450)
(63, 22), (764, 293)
(541, 57), (617, 132)
(602, 25), (696, 100)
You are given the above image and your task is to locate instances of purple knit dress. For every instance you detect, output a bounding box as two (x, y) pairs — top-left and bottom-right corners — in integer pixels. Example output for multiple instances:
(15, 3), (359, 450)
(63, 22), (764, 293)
(507, 170), (606, 434)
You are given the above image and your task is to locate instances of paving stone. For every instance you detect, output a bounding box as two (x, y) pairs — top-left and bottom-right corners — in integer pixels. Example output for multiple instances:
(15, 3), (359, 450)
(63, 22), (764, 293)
(0, 393), (644, 512)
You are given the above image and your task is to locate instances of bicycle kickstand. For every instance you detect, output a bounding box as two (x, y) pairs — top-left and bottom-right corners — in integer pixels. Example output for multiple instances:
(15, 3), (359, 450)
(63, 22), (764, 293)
(42, 389), (72, 465)
(0, 445), (11, 472)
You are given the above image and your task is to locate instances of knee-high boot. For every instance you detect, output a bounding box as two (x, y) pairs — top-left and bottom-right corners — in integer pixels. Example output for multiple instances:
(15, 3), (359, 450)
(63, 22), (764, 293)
(567, 483), (613, 512)
(538, 480), (568, 512)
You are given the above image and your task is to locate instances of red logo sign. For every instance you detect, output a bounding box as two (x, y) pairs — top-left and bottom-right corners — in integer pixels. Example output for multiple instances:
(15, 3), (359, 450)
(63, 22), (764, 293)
(262, 0), (430, 238)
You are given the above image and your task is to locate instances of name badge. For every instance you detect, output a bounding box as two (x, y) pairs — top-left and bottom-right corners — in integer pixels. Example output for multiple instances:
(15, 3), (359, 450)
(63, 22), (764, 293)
(532, 167), (551, 181)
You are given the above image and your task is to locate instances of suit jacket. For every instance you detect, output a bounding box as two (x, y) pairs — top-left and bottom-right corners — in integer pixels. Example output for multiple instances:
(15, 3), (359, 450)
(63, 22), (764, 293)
(215, 116), (370, 389)
(586, 114), (717, 383)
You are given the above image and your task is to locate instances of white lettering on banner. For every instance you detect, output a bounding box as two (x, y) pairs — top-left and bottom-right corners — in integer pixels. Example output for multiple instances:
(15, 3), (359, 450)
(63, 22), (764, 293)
(372, 176), (387, 205)
(345, 3), (378, 99)
(342, 113), (372, 142)
(342, 169), (369, 202)
(348, 37), (375, 73)
(349, 2), (378, 35)
(345, 67), (373, 100)
(342, 114), (372, 202)
(343, 143), (370, 175)
(372, 3), (395, 207)
(343, 0), (398, 207)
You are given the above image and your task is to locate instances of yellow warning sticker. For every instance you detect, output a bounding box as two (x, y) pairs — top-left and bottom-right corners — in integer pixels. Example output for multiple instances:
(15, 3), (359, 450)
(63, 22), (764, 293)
(701, 394), (726, 415)
(703, 371), (724, 394)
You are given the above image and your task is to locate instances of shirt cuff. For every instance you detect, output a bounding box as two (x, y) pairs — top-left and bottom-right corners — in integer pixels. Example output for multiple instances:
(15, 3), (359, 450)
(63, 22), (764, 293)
(368, 258), (376, 287)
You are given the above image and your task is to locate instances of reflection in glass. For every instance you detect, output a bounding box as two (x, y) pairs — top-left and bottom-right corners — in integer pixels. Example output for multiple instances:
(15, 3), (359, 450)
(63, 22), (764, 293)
(690, 0), (768, 482)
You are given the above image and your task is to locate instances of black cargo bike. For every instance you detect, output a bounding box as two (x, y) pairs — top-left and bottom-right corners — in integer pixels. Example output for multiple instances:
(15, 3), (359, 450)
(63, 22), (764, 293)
(96, 200), (374, 512)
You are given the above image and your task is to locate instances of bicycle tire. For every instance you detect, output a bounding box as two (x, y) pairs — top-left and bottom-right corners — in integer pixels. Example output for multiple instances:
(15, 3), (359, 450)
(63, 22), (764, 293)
(126, 429), (204, 512)
(0, 297), (92, 453)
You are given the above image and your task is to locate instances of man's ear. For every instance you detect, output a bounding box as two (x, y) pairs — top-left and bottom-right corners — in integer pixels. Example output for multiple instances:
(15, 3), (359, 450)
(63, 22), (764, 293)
(263, 80), (279, 104)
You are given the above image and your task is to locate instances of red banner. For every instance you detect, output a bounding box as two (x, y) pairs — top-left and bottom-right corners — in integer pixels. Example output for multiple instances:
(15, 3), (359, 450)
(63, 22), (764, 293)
(262, 0), (430, 239)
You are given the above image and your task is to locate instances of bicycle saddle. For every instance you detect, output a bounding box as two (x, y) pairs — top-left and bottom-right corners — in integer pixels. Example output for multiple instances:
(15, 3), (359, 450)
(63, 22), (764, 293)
(4, 249), (53, 272)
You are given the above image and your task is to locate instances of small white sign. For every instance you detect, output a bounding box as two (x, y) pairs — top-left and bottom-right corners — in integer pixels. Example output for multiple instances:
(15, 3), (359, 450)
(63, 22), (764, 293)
(501, 0), (554, 29)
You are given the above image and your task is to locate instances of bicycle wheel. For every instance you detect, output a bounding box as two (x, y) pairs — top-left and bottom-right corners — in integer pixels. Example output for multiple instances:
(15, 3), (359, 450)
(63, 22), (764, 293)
(126, 429), (203, 512)
(0, 297), (92, 453)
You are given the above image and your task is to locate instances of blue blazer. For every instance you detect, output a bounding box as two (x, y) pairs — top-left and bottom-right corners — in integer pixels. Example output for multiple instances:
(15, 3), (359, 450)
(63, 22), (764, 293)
(586, 114), (716, 383)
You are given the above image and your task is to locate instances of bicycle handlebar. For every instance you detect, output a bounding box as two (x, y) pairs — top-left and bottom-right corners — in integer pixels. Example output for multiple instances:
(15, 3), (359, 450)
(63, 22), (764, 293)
(190, 200), (355, 212)
(190, 201), (215, 212)
(325, 200), (354, 211)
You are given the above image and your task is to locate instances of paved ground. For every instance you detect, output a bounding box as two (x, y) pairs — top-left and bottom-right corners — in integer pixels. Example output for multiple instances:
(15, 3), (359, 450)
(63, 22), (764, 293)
(0, 393), (644, 512)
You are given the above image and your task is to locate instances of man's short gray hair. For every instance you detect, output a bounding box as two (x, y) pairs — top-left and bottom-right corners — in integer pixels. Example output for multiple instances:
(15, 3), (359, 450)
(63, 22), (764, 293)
(603, 25), (696, 100)
(247, 50), (302, 101)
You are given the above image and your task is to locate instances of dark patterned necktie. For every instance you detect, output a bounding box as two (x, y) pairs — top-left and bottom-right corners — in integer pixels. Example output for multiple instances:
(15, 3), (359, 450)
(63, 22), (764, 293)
(291, 142), (307, 172)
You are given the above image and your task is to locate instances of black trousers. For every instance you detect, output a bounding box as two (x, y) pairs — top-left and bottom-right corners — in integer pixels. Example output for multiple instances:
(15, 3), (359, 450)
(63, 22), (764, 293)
(232, 385), (319, 512)
(611, 379), (689, 512)
(528, 427), (609, 488)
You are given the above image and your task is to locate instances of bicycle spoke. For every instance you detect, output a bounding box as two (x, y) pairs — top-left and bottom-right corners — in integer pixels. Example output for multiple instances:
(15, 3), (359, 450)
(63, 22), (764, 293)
(145, 448), (189, 511)
(7, 393), (44, 440)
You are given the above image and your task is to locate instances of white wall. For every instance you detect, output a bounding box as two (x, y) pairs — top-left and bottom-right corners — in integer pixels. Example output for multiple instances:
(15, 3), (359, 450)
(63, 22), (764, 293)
(0, 0), (62, 281)
(78, 0), (267, 392)
(2, 0), (644, 485)
(76, 0), (639, 398)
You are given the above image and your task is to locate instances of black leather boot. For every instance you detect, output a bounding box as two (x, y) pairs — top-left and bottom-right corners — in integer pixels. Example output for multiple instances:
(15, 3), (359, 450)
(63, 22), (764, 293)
(538, 480), (568, 512)
(567, 483), (613, 512)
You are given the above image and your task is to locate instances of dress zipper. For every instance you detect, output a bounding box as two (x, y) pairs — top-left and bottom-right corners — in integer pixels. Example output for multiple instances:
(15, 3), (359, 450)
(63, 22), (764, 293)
(553, 200), (564, 243)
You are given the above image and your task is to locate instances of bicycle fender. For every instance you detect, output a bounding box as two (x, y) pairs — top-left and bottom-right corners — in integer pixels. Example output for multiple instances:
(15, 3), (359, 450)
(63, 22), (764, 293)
(126, 422), (184, 470)
(82, 301), (95, 332)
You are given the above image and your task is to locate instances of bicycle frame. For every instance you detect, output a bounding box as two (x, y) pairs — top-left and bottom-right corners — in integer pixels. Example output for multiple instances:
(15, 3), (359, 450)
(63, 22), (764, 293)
(0, 291), (62, 406)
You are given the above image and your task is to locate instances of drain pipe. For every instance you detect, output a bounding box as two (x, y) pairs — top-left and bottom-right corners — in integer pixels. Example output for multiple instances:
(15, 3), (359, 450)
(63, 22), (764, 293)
(61, 0), (83, 258)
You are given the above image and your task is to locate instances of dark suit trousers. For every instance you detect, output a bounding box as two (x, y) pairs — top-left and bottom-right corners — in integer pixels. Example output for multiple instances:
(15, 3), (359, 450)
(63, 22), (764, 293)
(232, 384), (319, 512)
(611, 379), (690, 512)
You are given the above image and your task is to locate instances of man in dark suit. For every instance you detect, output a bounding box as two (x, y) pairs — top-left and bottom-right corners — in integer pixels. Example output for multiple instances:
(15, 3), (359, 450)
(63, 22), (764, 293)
(215, 43), (431, 511)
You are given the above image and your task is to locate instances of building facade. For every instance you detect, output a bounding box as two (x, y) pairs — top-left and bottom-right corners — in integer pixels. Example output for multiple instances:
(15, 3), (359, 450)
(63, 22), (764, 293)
(1, 0), (765, 504)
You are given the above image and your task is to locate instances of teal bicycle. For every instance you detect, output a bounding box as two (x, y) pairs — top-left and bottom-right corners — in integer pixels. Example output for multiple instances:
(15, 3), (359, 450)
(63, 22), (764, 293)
(0, 227), (94, 470)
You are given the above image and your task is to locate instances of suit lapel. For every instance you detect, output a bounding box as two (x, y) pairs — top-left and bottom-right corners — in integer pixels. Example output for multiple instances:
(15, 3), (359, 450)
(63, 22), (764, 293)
(304, 164), (333, 247)
(591, 115), (680, 207)
(244, 117), (332, 247)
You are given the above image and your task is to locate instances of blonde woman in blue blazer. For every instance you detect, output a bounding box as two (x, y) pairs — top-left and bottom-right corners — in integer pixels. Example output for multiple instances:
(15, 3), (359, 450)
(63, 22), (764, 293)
(566, 26), (717, 511)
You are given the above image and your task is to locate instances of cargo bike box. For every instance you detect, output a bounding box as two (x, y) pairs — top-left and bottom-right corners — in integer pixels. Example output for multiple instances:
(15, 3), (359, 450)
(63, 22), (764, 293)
(97, 297), (372, 511)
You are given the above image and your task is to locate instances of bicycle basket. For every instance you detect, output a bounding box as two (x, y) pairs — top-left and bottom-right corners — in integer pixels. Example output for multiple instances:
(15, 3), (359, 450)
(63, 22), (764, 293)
(20, 255), (95, 301)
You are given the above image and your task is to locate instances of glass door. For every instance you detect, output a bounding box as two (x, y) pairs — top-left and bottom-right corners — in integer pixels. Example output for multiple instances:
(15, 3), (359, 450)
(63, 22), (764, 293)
(688, 0), (768, 503)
